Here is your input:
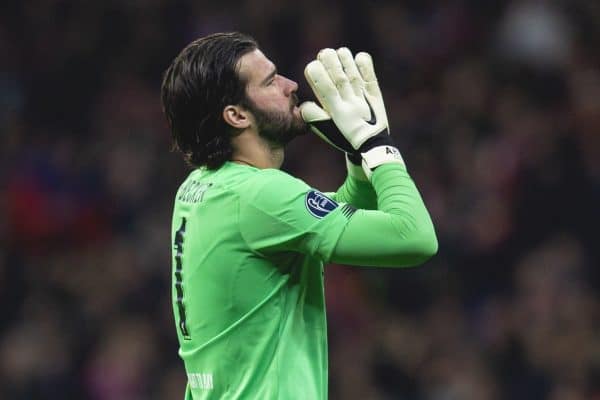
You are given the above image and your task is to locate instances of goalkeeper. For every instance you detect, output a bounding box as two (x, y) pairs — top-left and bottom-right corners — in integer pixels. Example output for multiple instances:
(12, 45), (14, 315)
(161, 32), (437, 399)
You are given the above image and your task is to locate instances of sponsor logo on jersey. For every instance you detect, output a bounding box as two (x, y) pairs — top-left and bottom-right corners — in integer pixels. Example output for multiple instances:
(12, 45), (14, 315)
(305, 190), (338, 219)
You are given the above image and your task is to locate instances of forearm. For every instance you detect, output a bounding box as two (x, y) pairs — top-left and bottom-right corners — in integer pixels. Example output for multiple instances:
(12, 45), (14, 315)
(332, 158), (378, 210)
(330, 163), (437, 267)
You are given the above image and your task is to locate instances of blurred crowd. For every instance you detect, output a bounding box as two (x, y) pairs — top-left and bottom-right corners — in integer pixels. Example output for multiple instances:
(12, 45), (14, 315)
(1, 0), (599, 399)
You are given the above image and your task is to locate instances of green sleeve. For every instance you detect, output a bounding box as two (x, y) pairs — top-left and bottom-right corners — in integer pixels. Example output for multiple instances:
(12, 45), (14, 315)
(330, 163), (438, 267)
(329, 159), (377, 210)
(331, 175), (378, 210)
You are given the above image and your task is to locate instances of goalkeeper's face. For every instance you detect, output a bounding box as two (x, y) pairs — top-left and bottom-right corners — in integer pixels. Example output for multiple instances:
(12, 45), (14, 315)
(239, 49), (307, 146)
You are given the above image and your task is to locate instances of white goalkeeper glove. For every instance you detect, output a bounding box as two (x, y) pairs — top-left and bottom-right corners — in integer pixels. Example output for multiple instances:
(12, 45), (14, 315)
(300, 47), (404, 179)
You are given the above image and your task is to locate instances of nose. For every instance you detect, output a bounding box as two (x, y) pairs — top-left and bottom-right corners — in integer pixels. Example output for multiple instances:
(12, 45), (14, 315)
(282, 76), (298, 96)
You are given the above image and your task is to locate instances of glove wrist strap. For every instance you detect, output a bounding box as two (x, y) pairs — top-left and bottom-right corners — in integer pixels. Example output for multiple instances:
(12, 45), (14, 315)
(348, 130), (394, 166)
(361, 145), (405, 179)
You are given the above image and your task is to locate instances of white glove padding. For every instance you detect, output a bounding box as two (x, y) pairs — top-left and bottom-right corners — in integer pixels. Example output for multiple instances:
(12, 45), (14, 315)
(300, 48), (404, 177)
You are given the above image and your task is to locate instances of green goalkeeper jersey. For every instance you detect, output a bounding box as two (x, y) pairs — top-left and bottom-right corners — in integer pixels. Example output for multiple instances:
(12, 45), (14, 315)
(171, 161), (437, 399)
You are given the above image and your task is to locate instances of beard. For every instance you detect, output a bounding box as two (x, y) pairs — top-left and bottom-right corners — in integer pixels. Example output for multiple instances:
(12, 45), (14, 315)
(244, 94), (308, 147)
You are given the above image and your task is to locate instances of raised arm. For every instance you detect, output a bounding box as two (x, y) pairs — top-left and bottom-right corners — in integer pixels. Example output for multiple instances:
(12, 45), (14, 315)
(300, 47), (437, 267)
(331, 163), (437, 267)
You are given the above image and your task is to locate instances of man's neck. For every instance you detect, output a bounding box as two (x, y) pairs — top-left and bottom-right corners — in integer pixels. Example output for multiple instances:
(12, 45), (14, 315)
(230, 130), (284, 169)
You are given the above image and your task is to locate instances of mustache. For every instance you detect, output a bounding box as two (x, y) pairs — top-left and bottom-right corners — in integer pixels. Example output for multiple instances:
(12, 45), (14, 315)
(290, 93), (299, 108)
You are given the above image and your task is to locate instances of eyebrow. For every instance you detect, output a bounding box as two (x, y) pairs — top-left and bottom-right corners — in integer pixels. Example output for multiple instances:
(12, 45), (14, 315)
(260, 67), (277, 86)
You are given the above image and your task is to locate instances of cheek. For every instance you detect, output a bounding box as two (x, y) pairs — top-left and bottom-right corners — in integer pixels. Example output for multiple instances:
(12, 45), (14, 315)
(248, 88), (289, 111)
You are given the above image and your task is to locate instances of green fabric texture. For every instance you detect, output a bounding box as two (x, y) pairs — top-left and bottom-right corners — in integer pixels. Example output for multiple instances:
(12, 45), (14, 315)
(331, 163), (438, 267)
(170, 161), (436, 399)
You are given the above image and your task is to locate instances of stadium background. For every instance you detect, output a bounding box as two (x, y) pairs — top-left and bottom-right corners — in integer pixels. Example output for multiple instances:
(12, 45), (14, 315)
(1, 0), (599, 399)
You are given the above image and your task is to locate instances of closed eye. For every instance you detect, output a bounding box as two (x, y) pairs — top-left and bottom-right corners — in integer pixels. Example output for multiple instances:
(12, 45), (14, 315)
(261, 69), (278, 86)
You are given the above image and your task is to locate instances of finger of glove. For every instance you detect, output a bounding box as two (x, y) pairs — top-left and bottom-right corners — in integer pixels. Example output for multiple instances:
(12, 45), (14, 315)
(355, 52), (382, 98)
(318, 48), (354, 101)
(337, 47), (364, 97)
(304, 59), (341, 113)
(299, 101), (330, 123)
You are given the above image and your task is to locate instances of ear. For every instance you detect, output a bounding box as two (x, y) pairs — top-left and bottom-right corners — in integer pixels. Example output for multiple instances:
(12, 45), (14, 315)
(223, 105), (251, 129)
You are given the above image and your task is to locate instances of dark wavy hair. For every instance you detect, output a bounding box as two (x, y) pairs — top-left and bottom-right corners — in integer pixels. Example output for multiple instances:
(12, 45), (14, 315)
(161, 32), (258, 169)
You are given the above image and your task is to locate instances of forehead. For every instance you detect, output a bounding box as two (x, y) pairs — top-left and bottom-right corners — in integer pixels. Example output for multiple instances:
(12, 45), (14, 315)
(237, 49), (275, 85)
